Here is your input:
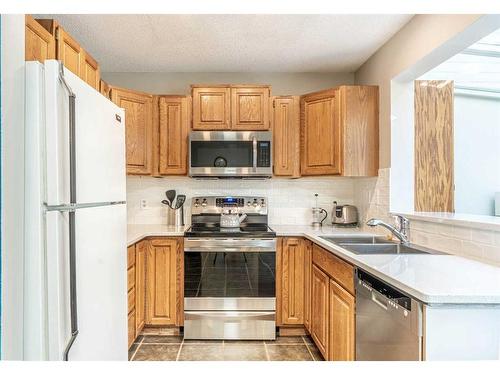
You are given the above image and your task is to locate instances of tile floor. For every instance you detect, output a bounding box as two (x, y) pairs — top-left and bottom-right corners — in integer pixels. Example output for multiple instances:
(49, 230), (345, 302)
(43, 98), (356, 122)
(129, 331), (324, 361)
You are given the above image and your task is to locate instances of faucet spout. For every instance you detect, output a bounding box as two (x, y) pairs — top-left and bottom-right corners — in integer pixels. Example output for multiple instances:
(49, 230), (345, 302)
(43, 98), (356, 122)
(366, 216), (409, 244)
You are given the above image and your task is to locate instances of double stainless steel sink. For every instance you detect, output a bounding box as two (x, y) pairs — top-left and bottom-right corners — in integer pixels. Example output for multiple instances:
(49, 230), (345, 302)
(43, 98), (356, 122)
(319, 235), (440, 255)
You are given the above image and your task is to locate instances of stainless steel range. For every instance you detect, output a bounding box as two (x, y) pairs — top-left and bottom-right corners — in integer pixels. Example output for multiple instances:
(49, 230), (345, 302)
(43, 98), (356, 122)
(183, 196), (276, 340)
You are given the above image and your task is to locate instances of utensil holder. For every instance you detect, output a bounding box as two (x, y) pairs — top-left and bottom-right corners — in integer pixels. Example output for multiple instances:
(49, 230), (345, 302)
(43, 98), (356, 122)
(166, 206), (184, 226)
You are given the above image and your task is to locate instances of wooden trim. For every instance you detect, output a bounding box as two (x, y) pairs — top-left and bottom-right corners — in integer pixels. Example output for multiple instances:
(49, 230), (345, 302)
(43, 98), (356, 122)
(151, 95), (161, 177)
(191, 84), (271, 89)
(414, 80), (454, 212)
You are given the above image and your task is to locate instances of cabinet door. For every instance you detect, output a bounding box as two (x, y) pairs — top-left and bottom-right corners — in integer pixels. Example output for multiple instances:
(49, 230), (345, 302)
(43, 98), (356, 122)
(80, 50), (100, 90)
(304, 240), (313, 332)
(192, 86), (231, 130)
(158, 96), (189, 175)
(278, 237), (305, 325)
(146, 238), (179, 325)
(25, 15), (55, 62)
(329, 279), (355, 361)
(99, 79), (111, 99)
(339, 85), (379, 177)
(301, 90), (341, 175)
(111, 87), (153, 175)
(56, 26), (83, 78)
(135, 240), (147, 333)
(272, 96), (300, 177)
(128, 310), (136, 348)
(231, 87), (270, 130)
(311, 264), (329, 359)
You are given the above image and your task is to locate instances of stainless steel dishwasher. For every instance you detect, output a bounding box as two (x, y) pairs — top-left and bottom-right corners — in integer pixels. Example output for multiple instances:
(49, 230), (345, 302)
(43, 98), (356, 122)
(355, 269), (423, 360)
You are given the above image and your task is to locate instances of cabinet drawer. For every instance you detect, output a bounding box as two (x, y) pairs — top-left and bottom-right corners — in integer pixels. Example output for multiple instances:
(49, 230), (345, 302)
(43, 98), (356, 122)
(127, 245), (136, 268)
(128, 287), (136, 314)
(312, 244), (354, 295)
(127, 266), (136, 291)
(128, 310), (136, 348)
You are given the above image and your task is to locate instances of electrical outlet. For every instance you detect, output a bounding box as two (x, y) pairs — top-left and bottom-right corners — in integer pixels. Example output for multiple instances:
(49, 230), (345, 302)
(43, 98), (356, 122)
(140, 199), (147, 209)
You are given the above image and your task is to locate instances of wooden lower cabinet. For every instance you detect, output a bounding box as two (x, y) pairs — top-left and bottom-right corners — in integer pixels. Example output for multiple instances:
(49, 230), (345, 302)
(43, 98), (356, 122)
(128, 310), (136, 348)
(329, 278), (355, 361)
(135, 240), (147, 333)
(310, 264), (330, 358)
(127, 244), (136, 348)
(304, 240), (313, 332)
(277, 237), (305, 325)
(145, 238), (182, 325)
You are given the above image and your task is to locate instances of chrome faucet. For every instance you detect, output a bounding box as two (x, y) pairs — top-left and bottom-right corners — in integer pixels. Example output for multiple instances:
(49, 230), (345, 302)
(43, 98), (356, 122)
(366, 215), (410, 244)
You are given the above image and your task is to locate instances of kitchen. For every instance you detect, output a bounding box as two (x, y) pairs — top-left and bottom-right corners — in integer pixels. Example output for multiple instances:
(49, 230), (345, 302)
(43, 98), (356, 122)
(2, 6), (500, 368)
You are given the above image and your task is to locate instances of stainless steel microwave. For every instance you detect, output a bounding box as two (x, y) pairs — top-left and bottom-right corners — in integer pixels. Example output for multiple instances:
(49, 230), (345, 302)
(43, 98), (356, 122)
(189, 131), (272, 178)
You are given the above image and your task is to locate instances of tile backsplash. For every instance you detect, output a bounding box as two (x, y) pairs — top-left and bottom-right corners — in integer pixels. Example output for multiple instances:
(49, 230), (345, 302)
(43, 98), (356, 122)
(354, 168), (500, 266)
(127, 176), (356, 226)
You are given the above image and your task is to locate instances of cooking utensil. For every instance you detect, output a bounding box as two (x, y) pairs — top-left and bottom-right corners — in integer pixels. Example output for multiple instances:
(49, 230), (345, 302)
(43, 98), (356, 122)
(174, 194), (186, 209)
(161, 199), (172, 208)
(165, 190), (176, 207)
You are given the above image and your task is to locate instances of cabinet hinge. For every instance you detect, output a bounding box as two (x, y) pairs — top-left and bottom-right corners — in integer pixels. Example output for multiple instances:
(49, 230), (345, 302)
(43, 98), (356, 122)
(272, 100), (275, 108)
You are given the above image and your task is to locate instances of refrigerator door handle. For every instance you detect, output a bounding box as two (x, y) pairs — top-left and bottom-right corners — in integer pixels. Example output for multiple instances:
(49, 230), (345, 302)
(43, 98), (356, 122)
(46, 201), (126, 212)
(59, 62), (79, 361)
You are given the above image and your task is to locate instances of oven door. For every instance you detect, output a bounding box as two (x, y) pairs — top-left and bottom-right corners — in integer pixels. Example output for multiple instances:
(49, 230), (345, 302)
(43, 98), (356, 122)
(189, 131), (272, 177)
(184, 238), (276, 303)
(183, 238), (276, 339)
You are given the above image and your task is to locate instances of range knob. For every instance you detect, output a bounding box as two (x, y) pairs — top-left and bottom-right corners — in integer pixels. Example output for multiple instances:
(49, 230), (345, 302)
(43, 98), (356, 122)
(252, 198), (258, 207)
(201, 199), (208, 207)
(260, 198), (266, 207)
(194, 199), (200, 208)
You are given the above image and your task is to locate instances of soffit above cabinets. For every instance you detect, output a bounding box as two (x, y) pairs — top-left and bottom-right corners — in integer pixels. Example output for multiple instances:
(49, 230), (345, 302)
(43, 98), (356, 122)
(34, 14), (412, 73)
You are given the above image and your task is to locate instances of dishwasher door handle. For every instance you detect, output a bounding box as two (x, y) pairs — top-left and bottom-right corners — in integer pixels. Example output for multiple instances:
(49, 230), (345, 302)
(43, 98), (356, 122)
(371, 290), (389, 310)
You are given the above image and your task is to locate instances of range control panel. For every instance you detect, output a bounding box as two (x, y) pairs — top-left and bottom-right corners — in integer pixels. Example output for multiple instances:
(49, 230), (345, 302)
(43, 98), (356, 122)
(191, 196), (268, 215)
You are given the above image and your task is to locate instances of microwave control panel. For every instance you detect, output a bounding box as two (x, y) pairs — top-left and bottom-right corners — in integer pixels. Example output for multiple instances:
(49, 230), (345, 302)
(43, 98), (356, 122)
(257, 141), (271, 167)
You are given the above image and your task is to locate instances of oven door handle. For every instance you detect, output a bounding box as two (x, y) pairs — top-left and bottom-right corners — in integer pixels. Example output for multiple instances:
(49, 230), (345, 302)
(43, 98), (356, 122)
(252, 136), (257, 172)
(184, 247), (276, 253)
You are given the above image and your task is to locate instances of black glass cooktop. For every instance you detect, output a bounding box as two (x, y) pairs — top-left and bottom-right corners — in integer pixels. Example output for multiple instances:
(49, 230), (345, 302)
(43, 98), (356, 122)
(184, 224), (276, 238)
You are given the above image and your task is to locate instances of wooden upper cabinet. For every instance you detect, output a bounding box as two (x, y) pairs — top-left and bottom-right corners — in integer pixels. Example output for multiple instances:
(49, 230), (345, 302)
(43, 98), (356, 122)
(272, 96), (300, 177)
(338, 85), (379, 177)
(145, 238), (180, 325)
(25, 15), (55, 62)
(56, 26), (84, 78)
(301, 89), (341, 175)
(310, 264), (330, 359)
(111, 87), (154, 175)
(301, 86), (379, 177)
(99, 79), (111, 99)
(277, 237), (305, 326)
(158, 96), (190, 175)
(192, 86), (231, 130)
(80, 51), (100, 90)
(328, 278), (355, 361)
(231, 86), (270, 130)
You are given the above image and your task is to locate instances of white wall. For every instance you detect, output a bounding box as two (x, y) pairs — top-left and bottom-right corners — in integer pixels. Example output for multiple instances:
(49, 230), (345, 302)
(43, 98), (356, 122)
(454, 93), (500, 216)
(101, 72), (354, 95)
(127, 176), (355, 226)
(1, 14), (25, 360)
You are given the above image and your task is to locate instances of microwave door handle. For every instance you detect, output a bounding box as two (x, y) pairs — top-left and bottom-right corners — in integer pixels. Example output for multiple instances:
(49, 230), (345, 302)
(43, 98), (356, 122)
(252, 137), (257, 172)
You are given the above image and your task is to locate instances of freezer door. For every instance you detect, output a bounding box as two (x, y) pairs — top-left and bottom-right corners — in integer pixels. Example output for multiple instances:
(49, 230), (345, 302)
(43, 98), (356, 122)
(44, 60), (126, 205)
(46, 204), (127, 360)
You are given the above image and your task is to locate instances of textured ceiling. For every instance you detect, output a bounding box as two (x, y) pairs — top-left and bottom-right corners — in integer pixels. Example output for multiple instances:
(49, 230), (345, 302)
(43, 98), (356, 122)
(36, 14), (413, 72)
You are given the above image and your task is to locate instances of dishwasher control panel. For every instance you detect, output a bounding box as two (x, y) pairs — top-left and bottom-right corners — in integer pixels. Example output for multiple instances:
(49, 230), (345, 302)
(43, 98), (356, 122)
(357, 269), (412, 310)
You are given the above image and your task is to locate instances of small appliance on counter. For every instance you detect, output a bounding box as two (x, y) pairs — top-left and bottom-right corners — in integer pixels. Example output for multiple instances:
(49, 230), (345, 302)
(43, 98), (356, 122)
(331, 201), (358, 226)
(311, 193), (328, 227)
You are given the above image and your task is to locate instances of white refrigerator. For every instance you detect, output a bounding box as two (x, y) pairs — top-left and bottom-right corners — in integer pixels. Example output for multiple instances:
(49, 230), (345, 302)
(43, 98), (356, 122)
(24, 60), (127, 360)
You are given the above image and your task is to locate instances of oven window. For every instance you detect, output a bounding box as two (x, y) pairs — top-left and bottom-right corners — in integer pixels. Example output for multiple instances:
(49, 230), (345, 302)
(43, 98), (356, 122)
(184, 252), (275, 298)
(191, 141), (253, 168)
